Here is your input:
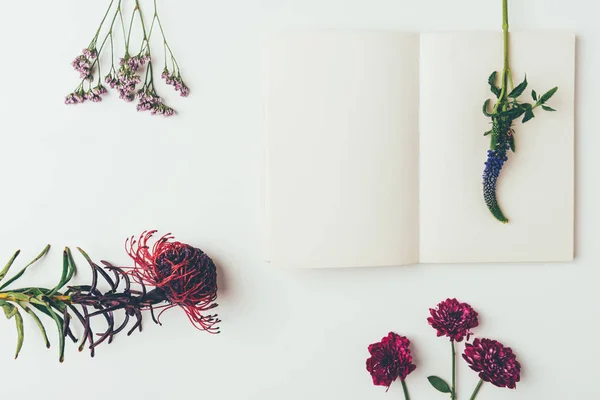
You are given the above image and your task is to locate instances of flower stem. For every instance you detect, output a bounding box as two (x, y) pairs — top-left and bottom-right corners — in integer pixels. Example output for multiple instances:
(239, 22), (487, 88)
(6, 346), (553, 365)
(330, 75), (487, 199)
(493, 0), (511, 113)
(451, 341), (456, 400)
(126, 6), (138, 53)
(91, 0), (115, 45)
(469, 379), (484, 400)
(401, 380), (410, 400)
(0, 292), (71, 304)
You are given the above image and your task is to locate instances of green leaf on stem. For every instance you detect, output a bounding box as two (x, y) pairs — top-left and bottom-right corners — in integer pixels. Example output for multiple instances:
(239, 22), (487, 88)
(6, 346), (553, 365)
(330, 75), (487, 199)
(48, 249), (71, 296)
(30, 297), (65, 363)
(428, 376), (452, 394)
(508, 75), (527, 98)
(488, 71), (501, 98)
(532, 89), (538, 101)
(0, 245), (51, 291)
(482, 99), (493, 117)
(522, 109), (535, 123)
(542, 105), (556, 112)
(18, 303), (50, 349)
(0, 250), (20, 282)
(0, 302), (25, 359)
(540, 87), (558, 104)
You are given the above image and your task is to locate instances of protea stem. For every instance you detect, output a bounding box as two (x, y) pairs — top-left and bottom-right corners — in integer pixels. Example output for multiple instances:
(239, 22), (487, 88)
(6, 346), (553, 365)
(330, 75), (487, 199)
(401, 380), (410, 400)
(469, 379), (484, 400)
(451, 341), (456, 400)
(0, 292), (71, 304)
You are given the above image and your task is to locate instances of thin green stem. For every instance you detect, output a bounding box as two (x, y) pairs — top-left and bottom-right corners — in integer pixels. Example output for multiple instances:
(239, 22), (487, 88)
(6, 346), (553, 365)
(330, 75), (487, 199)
(126, 6), (138, 53)
(119, 7), (127, 45)
(91, 0), (115, 44)
(469, 379), (484, 400)
(0, 292), (72, 304)
(109, 31), (115, 71)
(493, 0), (511, 113)
(153, 0), (180, 71)
(451, 341), (456, 400)
(401, 380), (410, 400)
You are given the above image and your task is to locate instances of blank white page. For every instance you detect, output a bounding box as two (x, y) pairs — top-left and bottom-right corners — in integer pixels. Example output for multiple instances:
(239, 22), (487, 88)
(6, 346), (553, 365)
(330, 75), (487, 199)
(419, 32), (575, 263)
(266, 31), (420, 268)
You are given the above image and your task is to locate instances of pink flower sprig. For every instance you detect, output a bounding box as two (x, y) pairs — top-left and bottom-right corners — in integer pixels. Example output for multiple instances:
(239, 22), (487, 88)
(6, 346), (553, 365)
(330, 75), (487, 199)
(65, 0), (189, 116)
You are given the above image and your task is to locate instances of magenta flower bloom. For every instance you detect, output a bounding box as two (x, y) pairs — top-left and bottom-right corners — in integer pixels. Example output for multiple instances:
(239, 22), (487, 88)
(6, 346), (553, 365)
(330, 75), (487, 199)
(428, 298), (479, 342)
(366, 332), (416, 390)
(463, 338), (521, 389)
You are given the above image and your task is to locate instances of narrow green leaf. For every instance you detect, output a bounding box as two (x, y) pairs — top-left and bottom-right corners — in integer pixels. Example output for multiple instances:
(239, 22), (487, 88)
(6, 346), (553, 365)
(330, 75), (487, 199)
(0, 245), (51, 291)
(482, 99), (493, 117)
(18, 303), (50, 349)
(483, 130), (493, 136)
(508, 75), (528, 98)
(31, 300), (65, 363)
(13, 310), (24, 359)
(428, 376), (452, 394)
(522, 109), (535, 123)
(532, 90), (538, 101)
(488, 71), (501, 98)
(30, 292), (65, 363)
(48, 250), (69, 296)
(0, 250), (20, 282)
(542, 105), (556, 112)
(2, 302), (17, 319)
(65, 248), (76, 283)
(508, 135), (516, 152)
(540, 86), (558, 104)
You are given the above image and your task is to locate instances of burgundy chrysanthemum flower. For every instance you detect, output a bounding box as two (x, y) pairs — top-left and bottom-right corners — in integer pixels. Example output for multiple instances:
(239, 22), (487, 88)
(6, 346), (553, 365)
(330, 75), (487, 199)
(463, 338), (521, 389)
(366, 332), (416, 390)
(126, 231), (220, 333)
(428, 298), (479, 342)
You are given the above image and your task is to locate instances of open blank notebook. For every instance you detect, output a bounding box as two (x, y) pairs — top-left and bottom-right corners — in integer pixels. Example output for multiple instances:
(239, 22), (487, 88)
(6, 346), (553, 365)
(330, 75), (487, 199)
(265, 31), (575, 268)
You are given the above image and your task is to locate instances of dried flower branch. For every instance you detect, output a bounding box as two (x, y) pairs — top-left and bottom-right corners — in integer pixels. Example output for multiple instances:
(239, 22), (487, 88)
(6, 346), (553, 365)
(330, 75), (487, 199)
(482, 0), (558, 223)
(0, 232), (219, 362)
(65, 0), (189, 116)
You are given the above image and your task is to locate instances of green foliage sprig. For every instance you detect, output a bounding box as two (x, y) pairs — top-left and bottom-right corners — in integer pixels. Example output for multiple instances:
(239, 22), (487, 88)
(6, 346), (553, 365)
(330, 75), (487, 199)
(481, 0), (558, 223)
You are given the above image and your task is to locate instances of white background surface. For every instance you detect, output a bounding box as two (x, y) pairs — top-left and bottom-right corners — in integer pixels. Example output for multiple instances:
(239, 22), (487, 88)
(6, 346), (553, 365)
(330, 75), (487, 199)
(0, 0), (596, 399)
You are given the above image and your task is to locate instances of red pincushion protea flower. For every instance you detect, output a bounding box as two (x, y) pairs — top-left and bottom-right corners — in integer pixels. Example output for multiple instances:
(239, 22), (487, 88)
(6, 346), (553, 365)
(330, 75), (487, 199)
(366, 332), (416, 390)
(126, 231), (220, 333)
(428, 298), (479, 342)
(463, 338), (521, 389)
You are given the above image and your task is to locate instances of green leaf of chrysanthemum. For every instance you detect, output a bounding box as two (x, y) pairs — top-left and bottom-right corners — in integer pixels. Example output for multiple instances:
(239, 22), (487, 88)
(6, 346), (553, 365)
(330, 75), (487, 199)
(542, 105), (556, 112)
(532, 89), (538, 101)
(428, 376), (452, 394)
